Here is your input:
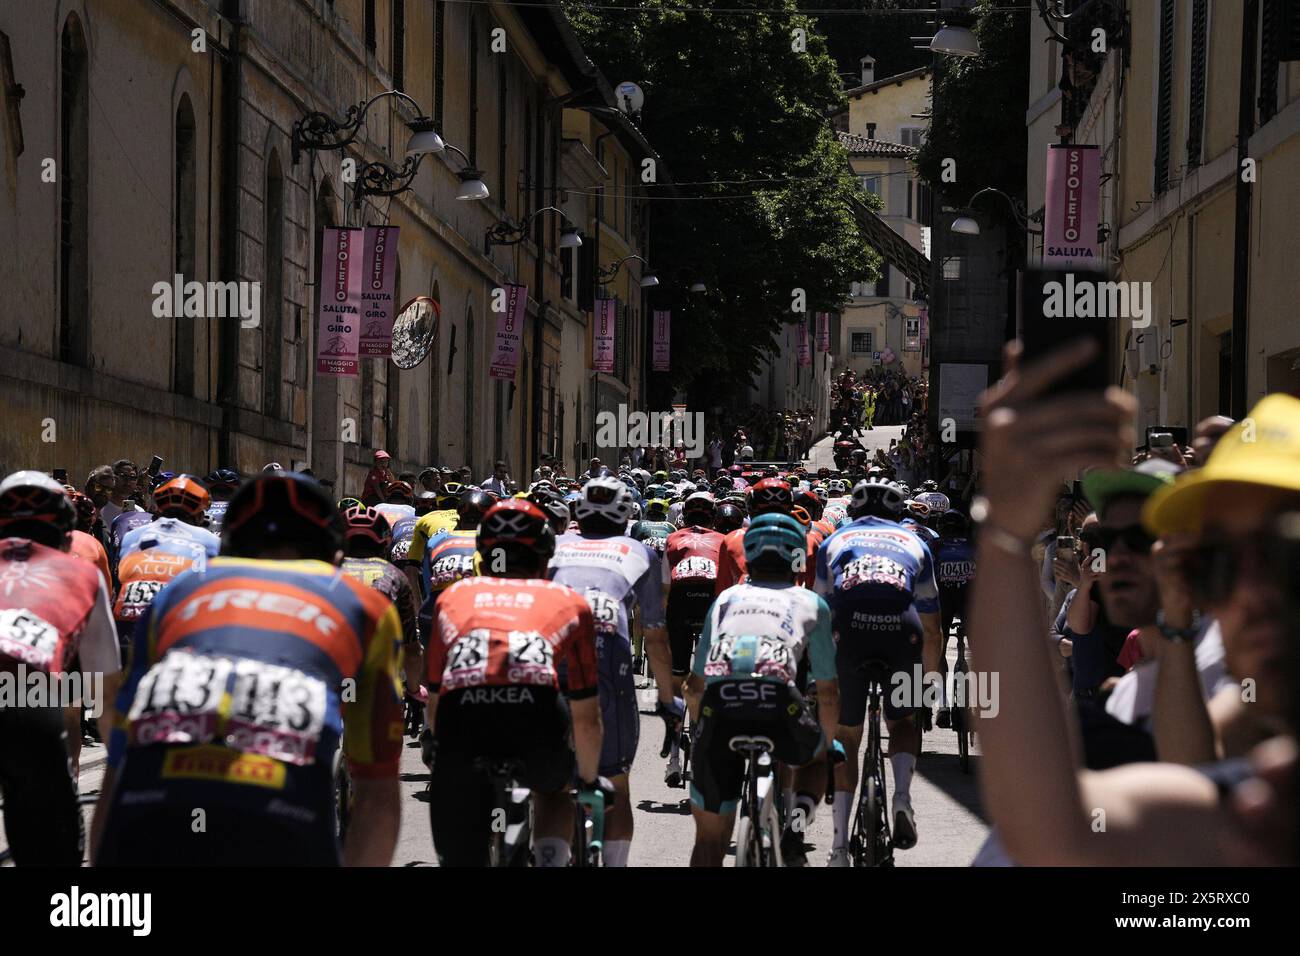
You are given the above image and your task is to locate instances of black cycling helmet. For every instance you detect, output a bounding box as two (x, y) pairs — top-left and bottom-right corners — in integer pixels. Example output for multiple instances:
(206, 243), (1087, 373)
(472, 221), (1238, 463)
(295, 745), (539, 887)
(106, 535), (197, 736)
(714, 501), (746, 534)
(205, 468), (241, 498)
(221, 472), (342, 562)
(457, 488), (494, 528)
(414, 491), (438, 515)
(936, 509), (970, 538)
(343, 504), (393, 558)
(527, 487), (570, 535)
(478, 499), (556, 576)
(0, 471), (76, 547)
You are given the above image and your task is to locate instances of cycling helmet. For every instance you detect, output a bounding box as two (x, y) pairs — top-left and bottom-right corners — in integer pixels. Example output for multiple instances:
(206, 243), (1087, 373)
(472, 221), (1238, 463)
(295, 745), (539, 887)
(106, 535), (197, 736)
(937, 509), (970, 538)
(527, 488), (571, 534)
(478, 499), (556, 573)
(827, 478), (848, 496)
(713, 475), (734, 492)
(575, 476), (634, 526)
(714, 502), (746, 534)
(742, 513), (807, 572)
(749, 477), (793, 517)
(68, 491), (96, 532)
(915, 491), (951, 515)
(343, 505), (393, 555)
(903, 499), (934, 522)
(222, 472), (341, 561)
(338, 497), (363, 511)
(153, 475), (211, 521)
(849, 477), (906, 518)
(457, 489), (494, 528)
(682, 490), (717, 526)
(793, 488), (824, 521)
(790, 505), (812, 528)
(0, 470), (75, 546)
(918, 479), (940, 493)
(644, 498), (670, 521)
(385, 480), (415, 504)
(415, 491), (438, 515)
(206, 468), (241, 497)
(629, 500), (643, 521)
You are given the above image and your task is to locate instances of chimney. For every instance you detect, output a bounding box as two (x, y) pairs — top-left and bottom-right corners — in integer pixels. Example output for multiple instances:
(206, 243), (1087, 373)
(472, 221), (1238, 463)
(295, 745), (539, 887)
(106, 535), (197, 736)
(860, 54), (876, 86)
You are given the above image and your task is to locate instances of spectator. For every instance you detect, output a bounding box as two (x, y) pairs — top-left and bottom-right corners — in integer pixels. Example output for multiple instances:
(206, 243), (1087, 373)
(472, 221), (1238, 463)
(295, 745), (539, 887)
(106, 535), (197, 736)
(361, 450), (393, 505)
(480, 460), (511, 496)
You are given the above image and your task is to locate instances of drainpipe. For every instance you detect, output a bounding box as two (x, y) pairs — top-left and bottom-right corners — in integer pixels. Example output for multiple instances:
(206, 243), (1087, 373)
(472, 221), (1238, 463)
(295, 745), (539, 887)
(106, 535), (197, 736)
(217, 0), (243, 465)
(1230, 0), (1257, 418)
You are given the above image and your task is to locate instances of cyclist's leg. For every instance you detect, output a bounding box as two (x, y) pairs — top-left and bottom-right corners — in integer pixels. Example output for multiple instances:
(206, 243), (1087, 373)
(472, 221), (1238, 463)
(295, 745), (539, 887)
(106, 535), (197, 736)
(526, 694), (578, 867)
(829, 610), (871, 855)
(0, 703), (83, 866)
(597, 634), (638, 863)
(687, 707), (741, 867)
(881, 612), (925, 848)
(426, 691), (502, 867)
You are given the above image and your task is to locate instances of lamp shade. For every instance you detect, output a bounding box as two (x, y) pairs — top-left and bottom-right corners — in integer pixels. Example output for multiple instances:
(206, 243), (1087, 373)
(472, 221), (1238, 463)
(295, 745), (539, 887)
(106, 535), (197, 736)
(405, 120), (445, 157)
(930, 25), (980, 57)
(558, 226), (582, 249)
(456, 170), (490, 201)
(639, 272), (659, 289)
(950, 216), (981, 236)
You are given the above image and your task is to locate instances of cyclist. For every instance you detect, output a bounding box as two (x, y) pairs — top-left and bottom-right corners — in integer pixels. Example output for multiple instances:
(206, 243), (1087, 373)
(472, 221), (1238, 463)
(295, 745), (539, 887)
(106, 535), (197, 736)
(92, 472), (404, 866)
(340, 505), (422, 694)
(662, 491), (725, 787)
(684, 513), (840, 867)
(716, 478), (817, 592)
(374, 480), (416, 529)
(404, 485), (462, 593)
(0, 472), (122, 864)
(65, 490), (112, 588)
(630, 497), (675, 555)
(424, 499), (606, 867)
(713, 501), (746, 535)
(815, 477), (943, 863)
(204, 468), (241, 534)
(528, 485), (572, 538)
(933, 509), (975, 729)
(548, 476), (669, 866)
(414, 490), (488, 638)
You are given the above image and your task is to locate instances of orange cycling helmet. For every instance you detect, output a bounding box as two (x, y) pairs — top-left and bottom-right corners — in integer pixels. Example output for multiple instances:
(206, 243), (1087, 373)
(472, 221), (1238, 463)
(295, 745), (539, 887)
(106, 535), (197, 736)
(154, 475), (211, 519)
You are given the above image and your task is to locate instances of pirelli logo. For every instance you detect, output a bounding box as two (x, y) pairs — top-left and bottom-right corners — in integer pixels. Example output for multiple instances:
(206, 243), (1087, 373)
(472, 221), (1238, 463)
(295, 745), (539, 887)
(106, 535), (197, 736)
(161, 746), (287, 789)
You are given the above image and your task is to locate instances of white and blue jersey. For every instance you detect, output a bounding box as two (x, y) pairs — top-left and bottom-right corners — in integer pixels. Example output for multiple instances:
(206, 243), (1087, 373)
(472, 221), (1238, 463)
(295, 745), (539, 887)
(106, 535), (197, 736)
(814, 515), (939, 618)
(118, 516), (220, 566)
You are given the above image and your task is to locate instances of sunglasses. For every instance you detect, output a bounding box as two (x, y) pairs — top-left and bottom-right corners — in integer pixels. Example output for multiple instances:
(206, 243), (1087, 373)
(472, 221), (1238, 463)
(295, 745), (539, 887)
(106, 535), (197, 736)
(1181, 536), (1271, 606)
(1078, 524), (1155, 554)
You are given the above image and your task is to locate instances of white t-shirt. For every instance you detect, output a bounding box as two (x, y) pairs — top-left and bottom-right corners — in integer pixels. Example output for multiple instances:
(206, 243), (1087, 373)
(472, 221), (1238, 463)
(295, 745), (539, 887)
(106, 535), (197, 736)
(1105, 618), (1235, 730)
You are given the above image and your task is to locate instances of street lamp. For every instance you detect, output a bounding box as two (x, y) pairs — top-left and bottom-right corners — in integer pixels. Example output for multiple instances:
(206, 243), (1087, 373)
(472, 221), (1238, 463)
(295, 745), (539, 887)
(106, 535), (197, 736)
(354, 143), (488, 206)
(949, 186), (1043, 236)
(929, 24), (980, 58)
(292, 90), (438, 165)
(485, 206), (583, 253)
(597, 254), (658, 288)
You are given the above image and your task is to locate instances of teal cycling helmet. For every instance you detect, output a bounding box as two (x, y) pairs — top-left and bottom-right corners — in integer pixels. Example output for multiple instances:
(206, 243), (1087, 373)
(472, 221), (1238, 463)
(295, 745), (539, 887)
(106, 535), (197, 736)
(742, 512), (807, 568)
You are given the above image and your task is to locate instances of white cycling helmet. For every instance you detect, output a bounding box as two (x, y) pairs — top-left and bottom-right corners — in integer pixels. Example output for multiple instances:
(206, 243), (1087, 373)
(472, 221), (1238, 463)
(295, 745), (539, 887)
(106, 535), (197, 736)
(850, 477), (906, 518)
(575, 475), (635, 524)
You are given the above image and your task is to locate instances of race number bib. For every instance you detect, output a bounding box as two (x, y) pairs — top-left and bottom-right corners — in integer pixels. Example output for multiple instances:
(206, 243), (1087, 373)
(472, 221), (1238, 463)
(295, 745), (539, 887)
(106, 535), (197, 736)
(128, 651), (328, 765)
(672, 556), (717, 581)
(703, 634), (793, 683)
(390, 538), (412, 562)
(0, 608), (60, 671)
(838, 554), (909, 592)
(506, 630), (554, 685)
(443, 628), (490, 689)
(114, 578), (165, 621)
(431, 553), (476, 587)
(582, 589), (621, 635)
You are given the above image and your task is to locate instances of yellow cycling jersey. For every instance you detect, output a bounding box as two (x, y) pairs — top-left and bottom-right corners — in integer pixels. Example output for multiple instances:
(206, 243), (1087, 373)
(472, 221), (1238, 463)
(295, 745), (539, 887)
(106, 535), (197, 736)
(405, 509), (460, 566)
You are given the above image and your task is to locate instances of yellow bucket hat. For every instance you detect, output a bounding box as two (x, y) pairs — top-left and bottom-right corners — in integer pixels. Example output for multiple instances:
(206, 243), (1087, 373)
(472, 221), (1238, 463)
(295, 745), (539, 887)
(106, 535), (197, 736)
(1143, 393), (1300, 535)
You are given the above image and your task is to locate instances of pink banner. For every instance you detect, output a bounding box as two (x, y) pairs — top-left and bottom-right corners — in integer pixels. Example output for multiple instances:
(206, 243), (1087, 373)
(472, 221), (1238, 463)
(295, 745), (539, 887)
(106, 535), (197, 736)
(359, 226), (399, 356)
(816, 311), (830, 352)
(1044, 144), (1100, 269)
(316, 227), (363, 377)
(593, 299), (616, 373)
(652, 309), (670, 372)
(489, 283), (527, 381)
(797, 316), (811, 367)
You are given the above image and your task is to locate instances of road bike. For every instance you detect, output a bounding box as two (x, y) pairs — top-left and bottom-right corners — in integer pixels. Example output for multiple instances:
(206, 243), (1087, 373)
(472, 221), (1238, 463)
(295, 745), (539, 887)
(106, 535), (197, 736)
(573, 783), (613, 866)
(848, 658), (894, 868)
(477, 757), (533, 867)
(730, 735), (784, 867)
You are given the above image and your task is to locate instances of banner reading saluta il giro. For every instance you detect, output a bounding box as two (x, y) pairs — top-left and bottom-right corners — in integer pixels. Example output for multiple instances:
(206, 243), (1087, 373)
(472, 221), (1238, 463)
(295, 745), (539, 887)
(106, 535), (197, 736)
(816, 311), (830, 352)
(316, 227), (363, 376)
(652, 310), (670, 372)
(797, 315), (811, 367)
(490, 283), (527, 380)
(359, 226), (399, 356)
(1044, 144), (1099, 269)
(594, 299), (617, 373)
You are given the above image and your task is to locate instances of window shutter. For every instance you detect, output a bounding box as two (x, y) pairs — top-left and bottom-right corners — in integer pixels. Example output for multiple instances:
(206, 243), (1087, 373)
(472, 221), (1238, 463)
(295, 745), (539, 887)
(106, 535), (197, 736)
(1186, 0), (1207, 168)
(1154, 0), (1176, 193)
(1282, 0), (1300, 60)
(1260, 0), (1282, 122)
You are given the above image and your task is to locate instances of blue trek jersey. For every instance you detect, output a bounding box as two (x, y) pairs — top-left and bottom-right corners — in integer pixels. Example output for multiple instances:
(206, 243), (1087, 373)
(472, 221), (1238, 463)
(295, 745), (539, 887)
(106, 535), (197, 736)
(692, 581), (836, 690)
(813, 515), (940, 615)
(118, 517), (221, 564)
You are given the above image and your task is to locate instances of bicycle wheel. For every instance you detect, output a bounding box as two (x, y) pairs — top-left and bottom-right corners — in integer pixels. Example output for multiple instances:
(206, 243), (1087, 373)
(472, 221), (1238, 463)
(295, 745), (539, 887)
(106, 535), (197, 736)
(733, 814), (754, 867)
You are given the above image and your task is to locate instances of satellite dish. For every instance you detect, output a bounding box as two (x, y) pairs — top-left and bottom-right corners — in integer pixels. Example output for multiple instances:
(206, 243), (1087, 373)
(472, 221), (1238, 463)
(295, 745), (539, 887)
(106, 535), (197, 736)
(391, 295), (440, 369)
(615, 81), (645, 116)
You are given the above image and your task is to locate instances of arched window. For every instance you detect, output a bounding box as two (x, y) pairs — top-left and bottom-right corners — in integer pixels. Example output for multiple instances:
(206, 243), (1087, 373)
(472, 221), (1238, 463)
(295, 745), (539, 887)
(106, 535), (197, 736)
(173, 94), (197, 395)
(468, 18), (479, 164)
(263, 149), (284, 418)
(59, 14), (89, 367)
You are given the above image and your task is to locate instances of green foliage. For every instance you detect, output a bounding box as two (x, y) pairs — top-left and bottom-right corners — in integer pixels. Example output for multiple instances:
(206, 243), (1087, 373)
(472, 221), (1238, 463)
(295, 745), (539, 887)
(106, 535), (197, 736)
(800, 0), (932, 89)
(912, 0), (1029, 225)
(564, 0), (879, 398)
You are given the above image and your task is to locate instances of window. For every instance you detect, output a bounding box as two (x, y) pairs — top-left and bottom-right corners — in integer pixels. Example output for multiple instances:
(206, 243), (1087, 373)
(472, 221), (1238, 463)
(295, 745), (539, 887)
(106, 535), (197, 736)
(174, 95), (197, 397)
(59, 14), (89, 368)
(468, 18), (479, 164)
(364, 0), (376, 52)
(906, 178), (913, 219)
(1260, 0), (1289, 123)
(874, 264), (890, 297)
(561, 245), (575, 302)
(1186, 0), (1208, 167)
(1153, 0), (1175, 193)
(433, 0), (445, 130)
(263, 151), (284, 419)
(523, 102), (533, 219)
(942, 257), (962, 281)
(899, 127), (924, 147)
(850, 331), (874, 354)
(497, 55), (507, 211)
(392, 0), (404, 91)
(860, 174), (881, 196)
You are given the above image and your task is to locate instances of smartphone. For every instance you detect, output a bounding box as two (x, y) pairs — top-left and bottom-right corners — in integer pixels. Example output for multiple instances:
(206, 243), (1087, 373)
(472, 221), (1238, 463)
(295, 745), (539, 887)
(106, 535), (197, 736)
(1020, 267), (1115, 397)
(1146, 425), (1187, 449)
(1071, 479), (1084, 502)
(1056, 535), (1076, 554)
(52, 468), (68, 484)
(148, 455), (164, 476)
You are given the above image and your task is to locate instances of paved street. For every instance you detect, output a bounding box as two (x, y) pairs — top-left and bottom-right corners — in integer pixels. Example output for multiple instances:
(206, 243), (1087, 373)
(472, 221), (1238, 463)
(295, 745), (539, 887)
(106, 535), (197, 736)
(802, 425), (905, 473)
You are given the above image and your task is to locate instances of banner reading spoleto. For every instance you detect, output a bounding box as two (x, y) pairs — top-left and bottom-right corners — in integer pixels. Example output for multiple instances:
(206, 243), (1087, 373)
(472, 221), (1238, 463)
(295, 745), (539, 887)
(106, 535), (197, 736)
(652, 310), (670, 372)
(359, 226), (399, 356)
(316, 227), (362, 377)
(490, 283), (527, 380)
(594, 299), (616, 373)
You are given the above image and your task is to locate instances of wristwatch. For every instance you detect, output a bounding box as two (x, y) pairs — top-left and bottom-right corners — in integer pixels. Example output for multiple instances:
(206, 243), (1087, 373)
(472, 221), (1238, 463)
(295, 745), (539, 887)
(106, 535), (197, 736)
(1155, 608), (1201, 643)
